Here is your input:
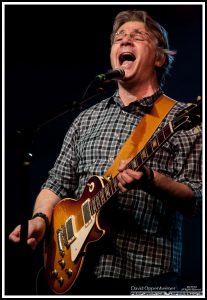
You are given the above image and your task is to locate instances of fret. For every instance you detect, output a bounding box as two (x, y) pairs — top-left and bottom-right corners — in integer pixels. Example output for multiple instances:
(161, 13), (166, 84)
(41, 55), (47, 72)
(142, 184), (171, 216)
(111, 182), (117, 196)
(151, 136), (159, 150)
(145, 142), (153, 157)
(157, 129), (165, 145)
(100, 191), (106, 207)
(96, 195), (101, 209)
(128, 158), (137, 170)
(141, 148), (148, 160)
(103, 186), (110, 203)
(108, 182), (114, 196)
(104, 184), (111, 198)
(90, 178), (119, 215)
(113, 176), (119, 190)
(135, 154), (143, 169)
(96, 191), (105, 205)
(163, 124), (172, 139)
(109, 182), (115, 195)
(108, 179), (120, 197)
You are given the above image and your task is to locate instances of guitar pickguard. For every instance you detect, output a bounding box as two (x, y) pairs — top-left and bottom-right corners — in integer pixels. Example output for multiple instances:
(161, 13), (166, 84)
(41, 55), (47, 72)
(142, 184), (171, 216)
(70, 214), (96, 262)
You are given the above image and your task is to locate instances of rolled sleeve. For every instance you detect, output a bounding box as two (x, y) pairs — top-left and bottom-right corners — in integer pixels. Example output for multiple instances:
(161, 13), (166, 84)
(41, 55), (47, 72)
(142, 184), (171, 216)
(41, 119), (80, 199)
(172, 126), (202, 214)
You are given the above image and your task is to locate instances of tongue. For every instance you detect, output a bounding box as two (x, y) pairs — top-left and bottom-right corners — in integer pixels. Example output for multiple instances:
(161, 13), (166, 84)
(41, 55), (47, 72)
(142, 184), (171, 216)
(121, 60), (134, 68)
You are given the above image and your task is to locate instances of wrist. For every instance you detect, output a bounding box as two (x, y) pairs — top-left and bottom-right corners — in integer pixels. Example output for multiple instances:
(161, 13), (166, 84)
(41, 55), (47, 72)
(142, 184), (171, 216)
(32, 212), (50, 231)
(140, 166), (155, 187)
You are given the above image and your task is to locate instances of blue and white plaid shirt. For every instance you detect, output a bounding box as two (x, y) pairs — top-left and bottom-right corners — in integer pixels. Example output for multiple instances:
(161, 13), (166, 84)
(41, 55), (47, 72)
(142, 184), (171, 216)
(42, 89), (202, 279)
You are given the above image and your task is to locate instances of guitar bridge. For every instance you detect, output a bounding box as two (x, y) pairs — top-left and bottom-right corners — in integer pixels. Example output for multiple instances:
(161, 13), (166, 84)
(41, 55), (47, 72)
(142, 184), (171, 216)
(56, 229), (65, 257)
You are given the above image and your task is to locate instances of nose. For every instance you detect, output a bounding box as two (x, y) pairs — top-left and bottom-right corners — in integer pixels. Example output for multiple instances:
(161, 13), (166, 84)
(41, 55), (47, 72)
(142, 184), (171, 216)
(121, 33), (133, 45)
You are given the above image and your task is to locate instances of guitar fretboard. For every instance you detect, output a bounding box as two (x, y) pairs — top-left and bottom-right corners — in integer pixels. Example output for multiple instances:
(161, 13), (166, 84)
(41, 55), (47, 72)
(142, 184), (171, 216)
(89, 98), (201, 215)
(90, 122), (174, 215)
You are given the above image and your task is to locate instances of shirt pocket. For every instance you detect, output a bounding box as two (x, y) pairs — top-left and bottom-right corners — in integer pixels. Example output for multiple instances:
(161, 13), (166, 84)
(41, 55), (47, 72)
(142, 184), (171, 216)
(77, 158), (113, 178)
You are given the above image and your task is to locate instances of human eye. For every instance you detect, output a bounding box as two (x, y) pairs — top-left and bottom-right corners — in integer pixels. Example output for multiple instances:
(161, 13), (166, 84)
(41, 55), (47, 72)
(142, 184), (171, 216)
(134, 32), (143, 41)
(114, 33), (123, 43)
(133, 31), (150, 41)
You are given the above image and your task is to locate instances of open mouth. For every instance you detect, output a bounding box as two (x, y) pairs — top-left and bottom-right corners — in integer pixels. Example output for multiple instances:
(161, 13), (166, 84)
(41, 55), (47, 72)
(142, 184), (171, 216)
(119, 52), (136, 65)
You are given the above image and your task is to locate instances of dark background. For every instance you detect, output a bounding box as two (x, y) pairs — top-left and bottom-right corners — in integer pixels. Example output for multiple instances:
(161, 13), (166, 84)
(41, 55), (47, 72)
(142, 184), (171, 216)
(4, 3), (203, 295)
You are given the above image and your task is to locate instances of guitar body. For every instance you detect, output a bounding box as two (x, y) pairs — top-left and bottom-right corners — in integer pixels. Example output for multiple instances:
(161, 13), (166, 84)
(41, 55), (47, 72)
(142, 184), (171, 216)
(44, 175), (108, 294)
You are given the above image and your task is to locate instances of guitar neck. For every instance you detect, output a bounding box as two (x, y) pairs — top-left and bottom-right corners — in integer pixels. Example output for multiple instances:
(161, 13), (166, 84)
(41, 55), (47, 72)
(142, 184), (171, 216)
(90, 122), (174, 215)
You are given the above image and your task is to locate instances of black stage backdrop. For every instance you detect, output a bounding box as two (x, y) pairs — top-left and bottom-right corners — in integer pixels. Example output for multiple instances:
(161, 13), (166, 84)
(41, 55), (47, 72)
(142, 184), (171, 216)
(4, 3), (203, 296)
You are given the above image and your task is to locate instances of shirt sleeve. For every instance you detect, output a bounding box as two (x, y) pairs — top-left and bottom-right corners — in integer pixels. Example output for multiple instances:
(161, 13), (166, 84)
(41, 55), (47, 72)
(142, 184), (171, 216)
(171, 125), (202, 214)
(41, 118), (80, 199)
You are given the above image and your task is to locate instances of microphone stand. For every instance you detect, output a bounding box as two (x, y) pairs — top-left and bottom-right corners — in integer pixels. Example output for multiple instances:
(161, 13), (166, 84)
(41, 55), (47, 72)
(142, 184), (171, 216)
(34, 88), (105, 133)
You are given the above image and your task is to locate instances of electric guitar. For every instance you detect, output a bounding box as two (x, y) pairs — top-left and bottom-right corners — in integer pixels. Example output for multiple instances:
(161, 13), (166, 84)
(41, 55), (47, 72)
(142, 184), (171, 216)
(43, 97), (201, 294)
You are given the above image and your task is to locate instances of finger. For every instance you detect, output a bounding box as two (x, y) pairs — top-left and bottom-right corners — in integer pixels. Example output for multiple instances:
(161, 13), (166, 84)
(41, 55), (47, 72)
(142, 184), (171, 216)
(8, 225), (21, 242)
(124, 169), (143, 180)
(9, 234), (20, 243)
(28, 219), (46, 244)
(118, 169), (145, 191)
(120, 168), (142, 183)
(118, 159), (131, 172)
(117, 173), (127, 186)
(118, 182), (128, 193)
(119, 172), (134, 185)
(27, 237), (37, 250)
(27, 219), (41, 239)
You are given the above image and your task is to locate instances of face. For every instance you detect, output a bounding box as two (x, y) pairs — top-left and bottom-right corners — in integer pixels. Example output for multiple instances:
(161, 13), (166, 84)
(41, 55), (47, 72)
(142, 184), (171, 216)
(110, 21), (165, 85)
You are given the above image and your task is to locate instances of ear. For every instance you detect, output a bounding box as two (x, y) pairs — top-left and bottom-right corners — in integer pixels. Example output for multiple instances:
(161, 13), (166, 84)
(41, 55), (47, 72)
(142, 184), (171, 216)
(155, 51), (166, 67)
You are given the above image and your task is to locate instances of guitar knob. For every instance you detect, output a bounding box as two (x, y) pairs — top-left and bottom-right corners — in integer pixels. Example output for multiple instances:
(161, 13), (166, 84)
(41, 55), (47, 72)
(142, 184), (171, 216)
(58, 277), (64, 286)
(58, 259), (66, 269)
(65, 268), (73, 277)
(51, 269), (58, 278)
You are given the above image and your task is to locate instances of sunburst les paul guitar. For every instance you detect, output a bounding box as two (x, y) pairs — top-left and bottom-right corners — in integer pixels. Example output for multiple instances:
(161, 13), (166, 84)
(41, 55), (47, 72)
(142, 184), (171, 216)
(43, 98), (201, 294)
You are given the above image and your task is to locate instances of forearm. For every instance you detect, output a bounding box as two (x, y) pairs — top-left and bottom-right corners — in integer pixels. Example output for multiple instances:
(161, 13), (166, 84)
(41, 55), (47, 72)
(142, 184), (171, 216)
(153, 170), (196, 215)
(33, 188), (61, 223)
(9, 188), (61, 247)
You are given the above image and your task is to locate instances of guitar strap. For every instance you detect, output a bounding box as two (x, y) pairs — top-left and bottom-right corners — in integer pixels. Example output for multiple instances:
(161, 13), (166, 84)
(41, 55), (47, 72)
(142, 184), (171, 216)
(104, 94), (176, 179)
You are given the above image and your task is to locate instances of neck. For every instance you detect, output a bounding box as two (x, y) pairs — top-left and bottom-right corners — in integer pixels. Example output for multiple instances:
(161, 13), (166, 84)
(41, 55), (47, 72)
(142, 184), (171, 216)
(118, 80), (160, 106)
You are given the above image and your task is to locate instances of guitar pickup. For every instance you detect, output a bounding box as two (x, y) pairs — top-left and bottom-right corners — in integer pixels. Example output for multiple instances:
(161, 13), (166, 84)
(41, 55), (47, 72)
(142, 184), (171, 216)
(82, 199), (92, 226)
(65, 216), (76, 246)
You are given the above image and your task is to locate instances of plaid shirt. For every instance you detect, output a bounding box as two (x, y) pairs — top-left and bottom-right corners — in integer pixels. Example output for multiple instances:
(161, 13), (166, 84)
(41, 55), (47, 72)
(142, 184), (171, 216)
(42, 89), (202, 279)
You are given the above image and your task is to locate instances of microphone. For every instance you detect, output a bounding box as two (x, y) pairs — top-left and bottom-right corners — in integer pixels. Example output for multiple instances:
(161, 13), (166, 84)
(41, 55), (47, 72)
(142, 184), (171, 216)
(95, 68), (125, 82)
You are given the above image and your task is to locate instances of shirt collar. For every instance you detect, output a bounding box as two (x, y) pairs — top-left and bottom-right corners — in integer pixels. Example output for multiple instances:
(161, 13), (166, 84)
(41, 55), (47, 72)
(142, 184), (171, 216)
(105, 88), (163, 116)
